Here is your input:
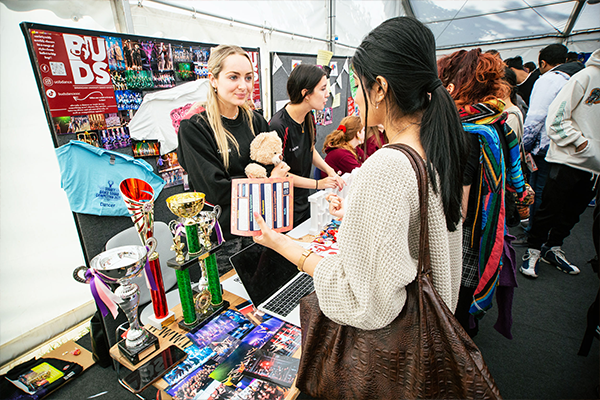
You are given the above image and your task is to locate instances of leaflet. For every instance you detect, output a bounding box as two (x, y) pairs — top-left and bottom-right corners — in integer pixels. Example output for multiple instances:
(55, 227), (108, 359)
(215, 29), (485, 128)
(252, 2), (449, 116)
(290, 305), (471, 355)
(231, 177), (293, 236)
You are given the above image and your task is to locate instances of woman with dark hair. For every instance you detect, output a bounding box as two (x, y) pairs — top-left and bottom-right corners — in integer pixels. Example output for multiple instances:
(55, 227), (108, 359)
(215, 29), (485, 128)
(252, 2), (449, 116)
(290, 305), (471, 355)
(253, 17), (467, 331)
(269, 64), (344, 226)
(320, 115), (364, 177)
(503, 67), (524, 140)
(438, 48), (526, 337)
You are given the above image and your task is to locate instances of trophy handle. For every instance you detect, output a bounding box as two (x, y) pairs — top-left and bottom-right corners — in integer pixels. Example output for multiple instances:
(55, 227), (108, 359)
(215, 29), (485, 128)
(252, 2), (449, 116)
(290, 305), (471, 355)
(168, 220), (180, 235)
(73, 265), (89, 284)
(213, 205), (222, 220)
(145, 237), (157, 256)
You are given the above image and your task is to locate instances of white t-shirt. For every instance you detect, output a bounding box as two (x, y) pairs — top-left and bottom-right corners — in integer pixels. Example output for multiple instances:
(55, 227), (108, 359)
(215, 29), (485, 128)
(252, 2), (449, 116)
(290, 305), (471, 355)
(128, 79), (210, 155)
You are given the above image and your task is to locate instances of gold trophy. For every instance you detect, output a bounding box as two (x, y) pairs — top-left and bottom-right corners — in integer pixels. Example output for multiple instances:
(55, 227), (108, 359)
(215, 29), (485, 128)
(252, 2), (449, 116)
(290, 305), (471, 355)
(165, 193), (228, 331)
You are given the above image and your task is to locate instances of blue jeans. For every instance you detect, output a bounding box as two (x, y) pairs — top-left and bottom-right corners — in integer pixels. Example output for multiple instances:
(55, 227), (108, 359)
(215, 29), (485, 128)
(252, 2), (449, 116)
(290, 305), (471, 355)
(525, 154), (551, 234)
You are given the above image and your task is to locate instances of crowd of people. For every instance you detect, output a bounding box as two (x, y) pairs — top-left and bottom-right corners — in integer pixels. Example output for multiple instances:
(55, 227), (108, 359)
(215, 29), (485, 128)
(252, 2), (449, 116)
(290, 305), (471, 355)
(175, 16), (598, 396)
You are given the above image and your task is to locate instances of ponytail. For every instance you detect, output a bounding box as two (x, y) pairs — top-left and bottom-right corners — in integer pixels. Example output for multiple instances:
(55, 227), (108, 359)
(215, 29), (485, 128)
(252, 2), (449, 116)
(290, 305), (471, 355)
(304, 112), (316, 151)
(421, 85), (469, 231)
(322, 116), (363, 160)
(352, 17), (468, 231)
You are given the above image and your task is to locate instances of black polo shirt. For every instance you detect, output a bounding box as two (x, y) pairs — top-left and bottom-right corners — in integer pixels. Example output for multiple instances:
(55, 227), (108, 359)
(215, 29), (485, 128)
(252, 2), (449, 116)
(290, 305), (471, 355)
(269, 106), (314, 226)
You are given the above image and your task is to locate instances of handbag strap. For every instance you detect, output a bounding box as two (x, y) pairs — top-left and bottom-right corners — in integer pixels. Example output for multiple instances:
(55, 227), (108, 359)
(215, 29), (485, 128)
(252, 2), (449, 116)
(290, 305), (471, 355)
(385, 144), (431, 276)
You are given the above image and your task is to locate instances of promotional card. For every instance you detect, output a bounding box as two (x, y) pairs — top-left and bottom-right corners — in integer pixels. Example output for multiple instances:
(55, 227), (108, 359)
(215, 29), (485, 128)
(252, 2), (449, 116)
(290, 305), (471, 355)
(209, 343), (259, 387)
(165, 359), (219, 398)
(243, 350), (300, 388)
(187, 310), (252, 349)
(242, 318), (284, 349)
(230, 178), (294, 237)
(260, 323), (301, 357)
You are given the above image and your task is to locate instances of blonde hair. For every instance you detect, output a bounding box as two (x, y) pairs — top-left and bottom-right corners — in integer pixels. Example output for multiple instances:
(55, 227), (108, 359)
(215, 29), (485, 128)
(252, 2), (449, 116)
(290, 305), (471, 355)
(202, 44), (255, 169)
(322, 116), (363, 160)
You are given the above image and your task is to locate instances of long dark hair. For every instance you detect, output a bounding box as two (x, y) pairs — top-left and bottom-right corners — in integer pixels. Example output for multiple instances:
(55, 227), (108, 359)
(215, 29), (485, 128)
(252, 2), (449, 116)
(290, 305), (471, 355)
(504, 67), (518, 105)
(352, 17), (468, 231)
(287, 64), (326, 149)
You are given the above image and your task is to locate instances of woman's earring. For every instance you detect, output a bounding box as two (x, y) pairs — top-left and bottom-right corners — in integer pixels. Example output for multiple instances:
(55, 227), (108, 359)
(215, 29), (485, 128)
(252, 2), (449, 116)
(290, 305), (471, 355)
(376, 102), (379, 109)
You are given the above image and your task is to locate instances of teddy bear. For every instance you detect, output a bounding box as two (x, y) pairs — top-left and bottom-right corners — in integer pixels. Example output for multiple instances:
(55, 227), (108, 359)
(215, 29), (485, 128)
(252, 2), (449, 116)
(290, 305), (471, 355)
(245, 131), (286, 178)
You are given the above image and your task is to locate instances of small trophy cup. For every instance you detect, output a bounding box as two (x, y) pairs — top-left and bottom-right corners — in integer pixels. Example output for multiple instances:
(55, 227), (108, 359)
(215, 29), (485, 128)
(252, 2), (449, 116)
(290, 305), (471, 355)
(166, 193), (228, 331)
(196, 206), (223, 306)
(120, 178), (174, 330)
(73, 239), (160, 364)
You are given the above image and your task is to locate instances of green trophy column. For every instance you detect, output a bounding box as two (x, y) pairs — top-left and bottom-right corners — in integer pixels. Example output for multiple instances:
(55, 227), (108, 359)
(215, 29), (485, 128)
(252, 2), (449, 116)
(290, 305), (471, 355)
(175, 269), (197, 325)
(204, 254), (222, 305)
(184, 223), (201, 256)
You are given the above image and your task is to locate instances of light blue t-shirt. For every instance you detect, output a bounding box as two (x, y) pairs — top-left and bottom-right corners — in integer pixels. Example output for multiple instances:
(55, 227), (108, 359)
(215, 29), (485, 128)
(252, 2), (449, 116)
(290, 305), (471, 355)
(56, 140), (165, 216)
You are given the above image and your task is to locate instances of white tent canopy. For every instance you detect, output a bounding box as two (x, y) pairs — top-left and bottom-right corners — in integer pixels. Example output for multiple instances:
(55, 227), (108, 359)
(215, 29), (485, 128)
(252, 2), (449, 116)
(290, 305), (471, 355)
(1, 0), (598, 365)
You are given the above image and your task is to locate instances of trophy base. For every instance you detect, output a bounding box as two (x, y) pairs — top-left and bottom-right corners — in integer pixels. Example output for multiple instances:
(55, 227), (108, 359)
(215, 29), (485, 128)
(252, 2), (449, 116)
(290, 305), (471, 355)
(177, 300), (230, 332)
(147, 310), (176, 330)
(117, 333), (159, 365)
(167, 242), (223, 271)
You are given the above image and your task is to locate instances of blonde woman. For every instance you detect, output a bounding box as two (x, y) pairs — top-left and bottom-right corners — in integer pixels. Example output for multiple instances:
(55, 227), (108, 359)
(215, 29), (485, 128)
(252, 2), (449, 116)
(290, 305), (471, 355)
(177, 45), (288, 273)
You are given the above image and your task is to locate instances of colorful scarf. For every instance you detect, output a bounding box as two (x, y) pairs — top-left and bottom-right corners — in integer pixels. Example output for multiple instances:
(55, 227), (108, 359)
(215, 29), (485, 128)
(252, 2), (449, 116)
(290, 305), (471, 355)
(460, 99), (525, 318)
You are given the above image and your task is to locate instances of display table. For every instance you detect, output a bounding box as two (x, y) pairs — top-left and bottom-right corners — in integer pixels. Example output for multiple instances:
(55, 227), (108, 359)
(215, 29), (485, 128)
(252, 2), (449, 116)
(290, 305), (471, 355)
(109, 269), (301, 399)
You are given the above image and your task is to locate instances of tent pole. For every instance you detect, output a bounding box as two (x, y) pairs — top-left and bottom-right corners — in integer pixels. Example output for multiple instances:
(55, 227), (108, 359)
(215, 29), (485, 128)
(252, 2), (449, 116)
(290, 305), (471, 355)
(562, 0), (586, 40)
(110, 0), (135, 34)
(327, 0), (336, 53)
(401, 0), (416, 18)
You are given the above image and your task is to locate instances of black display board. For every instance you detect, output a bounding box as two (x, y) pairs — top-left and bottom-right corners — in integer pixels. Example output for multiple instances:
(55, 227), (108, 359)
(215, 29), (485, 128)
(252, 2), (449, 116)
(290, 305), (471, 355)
(20, 22), (263, 266)
(269, 52), (352, 161)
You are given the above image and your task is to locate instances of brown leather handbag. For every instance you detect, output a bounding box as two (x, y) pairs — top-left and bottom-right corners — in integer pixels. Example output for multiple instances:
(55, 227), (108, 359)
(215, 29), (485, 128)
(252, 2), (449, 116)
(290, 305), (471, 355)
(295, 144), (502, 399)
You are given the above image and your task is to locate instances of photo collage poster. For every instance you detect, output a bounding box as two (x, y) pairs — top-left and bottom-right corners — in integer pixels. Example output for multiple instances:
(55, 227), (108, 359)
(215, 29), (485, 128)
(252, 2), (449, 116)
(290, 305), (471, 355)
(164, 309), (301, 400)
(27, 25), (261, 191)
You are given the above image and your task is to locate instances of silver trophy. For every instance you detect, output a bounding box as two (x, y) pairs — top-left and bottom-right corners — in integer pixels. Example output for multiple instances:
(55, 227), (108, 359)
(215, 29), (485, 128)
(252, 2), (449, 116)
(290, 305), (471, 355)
(74, 238), (160, 364)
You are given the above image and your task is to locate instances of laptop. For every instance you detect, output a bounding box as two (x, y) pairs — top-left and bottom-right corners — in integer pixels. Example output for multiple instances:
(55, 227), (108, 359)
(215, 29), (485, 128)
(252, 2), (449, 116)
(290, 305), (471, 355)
(229, 243), (314, 327)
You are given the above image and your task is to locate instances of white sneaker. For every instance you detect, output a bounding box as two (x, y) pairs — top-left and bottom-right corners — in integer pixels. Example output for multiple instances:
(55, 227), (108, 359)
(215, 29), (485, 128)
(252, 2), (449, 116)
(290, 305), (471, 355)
(541, 245), (580, 275)
(520, 248), (541, 278)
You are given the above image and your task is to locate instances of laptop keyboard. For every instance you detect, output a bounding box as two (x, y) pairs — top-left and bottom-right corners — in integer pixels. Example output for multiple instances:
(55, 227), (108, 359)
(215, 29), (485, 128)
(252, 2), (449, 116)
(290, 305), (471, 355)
(263, 273), (314, 317)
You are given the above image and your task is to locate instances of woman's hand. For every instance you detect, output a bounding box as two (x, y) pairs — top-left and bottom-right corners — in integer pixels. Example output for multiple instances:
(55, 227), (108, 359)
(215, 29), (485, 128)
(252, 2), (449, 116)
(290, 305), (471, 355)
(319, 176), (345, 190)
(327, 170), (346, 190)
(326, 193), (345, 218)
(269, 162), (290, 178)
(252, 211), (293, 251)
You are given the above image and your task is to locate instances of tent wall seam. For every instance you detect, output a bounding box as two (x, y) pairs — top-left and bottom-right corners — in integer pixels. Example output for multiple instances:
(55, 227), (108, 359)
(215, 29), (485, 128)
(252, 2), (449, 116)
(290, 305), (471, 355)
(436, 28), (600, 51)
(143, 0), (357, 50)
(421, 0), (573, 25)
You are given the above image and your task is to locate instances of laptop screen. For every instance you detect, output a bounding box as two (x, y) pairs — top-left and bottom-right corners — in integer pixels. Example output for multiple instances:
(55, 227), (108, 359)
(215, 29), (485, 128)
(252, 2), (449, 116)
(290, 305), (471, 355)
(229, 243), (299, 306)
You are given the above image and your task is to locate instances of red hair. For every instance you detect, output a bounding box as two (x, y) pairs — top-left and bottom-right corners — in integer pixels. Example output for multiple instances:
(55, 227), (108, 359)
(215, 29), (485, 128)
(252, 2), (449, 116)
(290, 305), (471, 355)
(437, 49), (510, 108)
(322, 116), (363, 159)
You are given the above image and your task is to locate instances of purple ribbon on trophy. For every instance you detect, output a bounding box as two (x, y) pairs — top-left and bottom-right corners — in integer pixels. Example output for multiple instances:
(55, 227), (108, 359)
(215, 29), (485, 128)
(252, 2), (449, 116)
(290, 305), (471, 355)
(215, 221), (224, 245)
(84, 269), (120, 319)
(143, 245), (159, 291)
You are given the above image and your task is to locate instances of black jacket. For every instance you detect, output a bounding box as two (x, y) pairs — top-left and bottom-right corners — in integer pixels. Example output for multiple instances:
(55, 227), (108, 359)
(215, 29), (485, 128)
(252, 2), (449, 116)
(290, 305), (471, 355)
(177, 109), (269, 239)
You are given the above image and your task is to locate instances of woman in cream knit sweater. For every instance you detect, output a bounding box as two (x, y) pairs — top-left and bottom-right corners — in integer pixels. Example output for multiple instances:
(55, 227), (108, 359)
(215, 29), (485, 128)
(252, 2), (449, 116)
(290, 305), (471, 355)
(253, 17), (468, 330)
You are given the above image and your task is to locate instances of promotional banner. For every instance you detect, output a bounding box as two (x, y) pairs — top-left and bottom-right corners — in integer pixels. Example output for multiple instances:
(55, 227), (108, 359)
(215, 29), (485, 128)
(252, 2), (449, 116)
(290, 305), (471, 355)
(248, 51), (261, 109)
(30, 29), (118, 117)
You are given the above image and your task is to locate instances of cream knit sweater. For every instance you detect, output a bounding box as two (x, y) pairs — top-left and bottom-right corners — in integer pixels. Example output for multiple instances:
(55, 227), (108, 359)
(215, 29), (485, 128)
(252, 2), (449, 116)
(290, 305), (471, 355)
(313, 147), (463, 330)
